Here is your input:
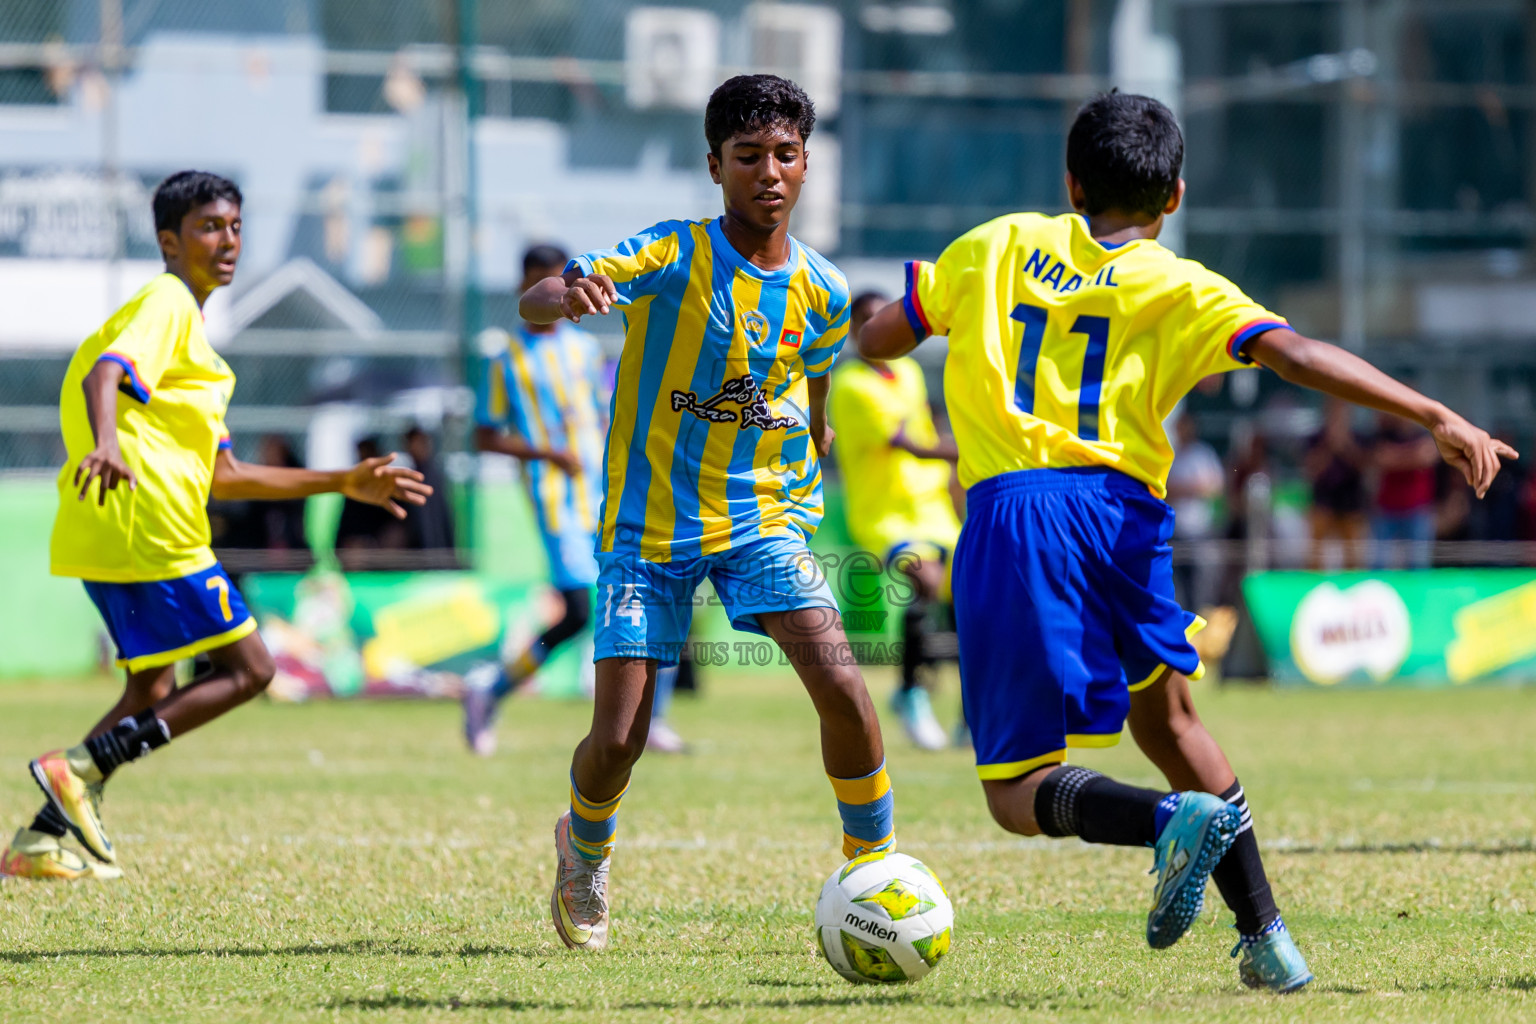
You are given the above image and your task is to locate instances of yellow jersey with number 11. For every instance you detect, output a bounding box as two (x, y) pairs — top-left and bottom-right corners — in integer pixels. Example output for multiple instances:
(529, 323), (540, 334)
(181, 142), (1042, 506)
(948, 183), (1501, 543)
(903, 212), (1287, 497)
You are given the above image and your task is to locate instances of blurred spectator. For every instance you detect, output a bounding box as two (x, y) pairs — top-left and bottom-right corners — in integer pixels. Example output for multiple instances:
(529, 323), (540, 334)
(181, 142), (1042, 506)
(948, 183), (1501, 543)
(1368, 413), (1438, 569)
(335, 435), (407, 567)
(1303, 399), (1367, 569)
(403, 426), (456, 552)
(1221, 425), (1271, 604)
(1165, 412), (1223, 609)
(246, 435), (311, 552)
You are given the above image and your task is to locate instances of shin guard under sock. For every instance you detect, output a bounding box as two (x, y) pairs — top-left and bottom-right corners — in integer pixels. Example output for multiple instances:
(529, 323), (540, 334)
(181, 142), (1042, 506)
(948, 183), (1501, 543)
(81, 709), (171, 780)
(1210, 779), (1280, 937)
(1034, 765), (1168, 847)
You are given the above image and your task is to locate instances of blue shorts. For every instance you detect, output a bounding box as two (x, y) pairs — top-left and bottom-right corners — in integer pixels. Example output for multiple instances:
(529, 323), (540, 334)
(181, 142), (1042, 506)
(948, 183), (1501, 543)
(594, 534), (839, 663)
(541, 525), (600, 591)
(953, 468), (1205, 781)
(84, 563), (257, 673)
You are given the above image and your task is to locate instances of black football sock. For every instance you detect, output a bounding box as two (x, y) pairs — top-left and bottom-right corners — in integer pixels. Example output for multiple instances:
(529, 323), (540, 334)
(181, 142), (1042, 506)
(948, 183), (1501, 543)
(29, 801), (69, 838)
(82, 709), (171, 780)
(1210, 779), (1280, 936)
(899, 598), (932, 693)
(1034, 765), (1172, 847)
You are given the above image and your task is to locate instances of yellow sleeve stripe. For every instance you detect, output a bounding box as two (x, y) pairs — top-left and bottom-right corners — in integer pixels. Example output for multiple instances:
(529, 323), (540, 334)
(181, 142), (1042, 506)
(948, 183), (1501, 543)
(590, 232), (682, 284)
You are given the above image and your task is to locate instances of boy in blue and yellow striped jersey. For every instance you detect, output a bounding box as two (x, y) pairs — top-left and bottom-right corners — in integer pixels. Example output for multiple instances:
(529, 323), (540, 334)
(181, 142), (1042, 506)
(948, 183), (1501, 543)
(860, 92), (1517, 991)
(521, 75), (896, 952)
(462, 244), (610, 756)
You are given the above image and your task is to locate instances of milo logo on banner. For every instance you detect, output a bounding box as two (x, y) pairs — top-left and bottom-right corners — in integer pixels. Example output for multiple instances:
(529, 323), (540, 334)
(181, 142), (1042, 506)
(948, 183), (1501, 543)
(1245, 570), (1536, 687)
(1289, 581), (1411, 685)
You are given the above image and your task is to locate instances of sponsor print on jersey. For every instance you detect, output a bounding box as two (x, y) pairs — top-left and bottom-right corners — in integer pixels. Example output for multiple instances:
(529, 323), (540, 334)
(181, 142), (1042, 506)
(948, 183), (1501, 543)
(671, 374), (798, 431)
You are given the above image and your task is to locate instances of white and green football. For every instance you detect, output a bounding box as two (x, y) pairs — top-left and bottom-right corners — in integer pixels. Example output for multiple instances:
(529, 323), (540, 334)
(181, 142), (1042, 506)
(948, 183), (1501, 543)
(813, 851), (954, 984)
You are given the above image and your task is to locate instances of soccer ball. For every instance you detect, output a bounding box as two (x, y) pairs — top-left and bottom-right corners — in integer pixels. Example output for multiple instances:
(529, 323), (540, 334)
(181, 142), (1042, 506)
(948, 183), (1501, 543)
(813, 851), (954, 984)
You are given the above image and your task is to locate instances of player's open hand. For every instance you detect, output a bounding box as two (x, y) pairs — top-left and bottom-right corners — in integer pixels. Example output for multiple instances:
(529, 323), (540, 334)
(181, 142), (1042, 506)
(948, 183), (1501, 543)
(74, 443), (137, 505)
(342, 453), (433, 519)
(1429, 413), (1518, 499)
(813, 421), (835, 459)
(560, 275), (622, 322)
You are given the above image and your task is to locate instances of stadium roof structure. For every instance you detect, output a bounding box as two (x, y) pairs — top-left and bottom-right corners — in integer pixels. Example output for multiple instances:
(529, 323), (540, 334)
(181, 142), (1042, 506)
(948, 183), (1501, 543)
(216, 257), (384, 343)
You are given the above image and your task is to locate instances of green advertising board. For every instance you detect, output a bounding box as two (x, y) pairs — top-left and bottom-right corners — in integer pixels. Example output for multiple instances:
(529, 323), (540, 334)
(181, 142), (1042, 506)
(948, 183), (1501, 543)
(1243, 570), (1536, 687)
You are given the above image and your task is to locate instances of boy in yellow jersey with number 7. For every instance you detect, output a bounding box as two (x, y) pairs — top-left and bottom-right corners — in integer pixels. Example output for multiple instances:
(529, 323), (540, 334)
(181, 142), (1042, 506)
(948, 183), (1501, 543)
(859, 92), (1516, 991)
(0, 171), (431, 883)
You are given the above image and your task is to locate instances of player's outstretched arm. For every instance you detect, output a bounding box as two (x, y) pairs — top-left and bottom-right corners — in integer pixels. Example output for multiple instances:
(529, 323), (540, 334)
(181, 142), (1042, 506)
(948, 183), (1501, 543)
(473, 425), (581, 476)
(1246, 328), (1518, 498)
(520, 268), (625, 325)
(74, 358), (138, 503)
(211, 450), (432, 519)
(856, 299), (921, 360)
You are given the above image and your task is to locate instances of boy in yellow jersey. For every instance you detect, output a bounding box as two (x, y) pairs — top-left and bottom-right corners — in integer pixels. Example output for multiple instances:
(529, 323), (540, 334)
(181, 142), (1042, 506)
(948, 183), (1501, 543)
(829, 291), (961, 750)
(520, 76), (895, 952)
(0, 172), (430, 882)
(859, 93), (1516, 990)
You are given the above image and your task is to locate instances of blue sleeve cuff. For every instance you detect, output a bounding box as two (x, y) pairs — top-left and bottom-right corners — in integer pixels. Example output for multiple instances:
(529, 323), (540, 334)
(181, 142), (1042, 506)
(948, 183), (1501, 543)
(1227, 320), (1289, 364)
(902, 261), (931, 339)
(98, 352), (151, 403)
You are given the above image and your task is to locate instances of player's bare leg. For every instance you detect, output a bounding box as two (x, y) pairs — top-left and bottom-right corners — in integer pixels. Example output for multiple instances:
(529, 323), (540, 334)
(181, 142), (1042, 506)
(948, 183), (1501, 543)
(1128, 669), (1312, 991)
(758, 608), (895, 859)
(553, 657), (656, 952)
(758, 607), (884, 780)
(29, 633), (276, 866)
(3, 663), (177, 880)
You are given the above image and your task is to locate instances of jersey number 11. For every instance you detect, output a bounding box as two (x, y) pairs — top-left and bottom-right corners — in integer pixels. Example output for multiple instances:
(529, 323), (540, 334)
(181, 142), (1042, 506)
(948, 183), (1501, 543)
(1010, 303), (1109, 442)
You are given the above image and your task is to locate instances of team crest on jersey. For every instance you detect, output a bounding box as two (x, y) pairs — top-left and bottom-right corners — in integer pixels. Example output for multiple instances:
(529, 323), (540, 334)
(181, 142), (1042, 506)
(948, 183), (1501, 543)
(740, 310), (770, 345)
(671, 373), (798, 432)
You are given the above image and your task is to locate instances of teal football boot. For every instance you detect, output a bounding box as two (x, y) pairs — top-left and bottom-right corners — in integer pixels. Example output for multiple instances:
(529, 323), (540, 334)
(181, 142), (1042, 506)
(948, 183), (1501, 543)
(1235, 920), (1314, 993)
(1146, 792), (1240, 949)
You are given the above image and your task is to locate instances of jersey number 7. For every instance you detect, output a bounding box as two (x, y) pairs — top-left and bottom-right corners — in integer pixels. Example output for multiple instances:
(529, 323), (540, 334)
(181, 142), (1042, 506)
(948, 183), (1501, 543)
(1010, 303), (1110, 442)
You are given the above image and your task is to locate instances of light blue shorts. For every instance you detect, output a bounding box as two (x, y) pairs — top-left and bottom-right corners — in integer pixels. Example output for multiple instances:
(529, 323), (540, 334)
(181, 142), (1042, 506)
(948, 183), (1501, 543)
(594, 534), (838, 663)
(541, 525), (600, 591)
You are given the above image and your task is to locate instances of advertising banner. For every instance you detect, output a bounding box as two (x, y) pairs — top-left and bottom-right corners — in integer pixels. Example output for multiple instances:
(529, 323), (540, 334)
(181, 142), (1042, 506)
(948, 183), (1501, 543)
(1243, 570), (1536, 686)
(242, 571), (590, 701)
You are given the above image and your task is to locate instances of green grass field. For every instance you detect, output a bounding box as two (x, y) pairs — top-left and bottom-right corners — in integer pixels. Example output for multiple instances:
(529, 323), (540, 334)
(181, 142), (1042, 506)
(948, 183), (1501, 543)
(2, 670), (1534, 1023)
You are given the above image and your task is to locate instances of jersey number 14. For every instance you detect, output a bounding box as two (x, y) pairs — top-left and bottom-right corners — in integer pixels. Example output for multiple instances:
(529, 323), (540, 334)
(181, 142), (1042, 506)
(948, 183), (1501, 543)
(1010, 303), (1109, 442)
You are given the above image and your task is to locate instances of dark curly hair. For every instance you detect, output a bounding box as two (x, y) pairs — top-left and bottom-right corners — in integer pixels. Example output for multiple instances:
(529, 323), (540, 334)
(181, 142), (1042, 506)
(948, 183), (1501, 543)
(1066, 92), (1184, 219)
(704, 74), (815, 157)
(152, 170), (242, 234)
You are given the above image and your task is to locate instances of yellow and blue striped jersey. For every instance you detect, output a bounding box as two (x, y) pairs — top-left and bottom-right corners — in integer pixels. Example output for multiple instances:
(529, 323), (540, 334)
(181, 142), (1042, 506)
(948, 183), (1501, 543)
(571, 217), (851, 561)
(476, 322), (609, 537)
(905, 212), (1287, 497)
(52, 273), (235, 582)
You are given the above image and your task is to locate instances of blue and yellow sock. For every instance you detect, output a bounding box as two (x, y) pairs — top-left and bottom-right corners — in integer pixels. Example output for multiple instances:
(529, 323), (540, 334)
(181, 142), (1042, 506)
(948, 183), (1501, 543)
(828, 762), (896, 859)
(568, 773), (626, 862)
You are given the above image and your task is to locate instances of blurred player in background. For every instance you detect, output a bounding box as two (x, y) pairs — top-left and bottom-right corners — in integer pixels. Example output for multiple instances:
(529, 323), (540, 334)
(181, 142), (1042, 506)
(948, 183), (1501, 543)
(461, 244), (613, 756)
(1, 171), (429, 882)
(520, 74), (895, 953)
(828, 291), (961, 750)
(860, 91), (1513, 991)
